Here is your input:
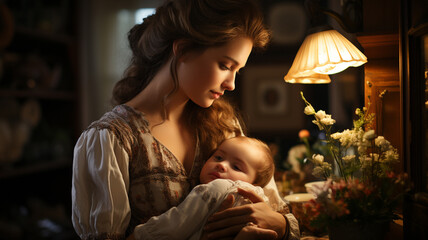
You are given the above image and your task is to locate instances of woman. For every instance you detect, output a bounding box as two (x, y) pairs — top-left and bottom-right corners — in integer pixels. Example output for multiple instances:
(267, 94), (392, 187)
(71, 0), (299, 239)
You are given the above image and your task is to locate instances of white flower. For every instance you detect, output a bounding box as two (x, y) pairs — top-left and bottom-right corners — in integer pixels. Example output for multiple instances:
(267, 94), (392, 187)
(304, 105), (316, 115)
(300, 92), (401, 184)
(375, 136), (391, 151)
(384, 149), (399, 163)
(331, 132), (342, 140)
(320, 115), (336, 125)
(312, 163), (332, 178)
(370, 153), (380, 161)
(312, 110), (336, 128)
(357, 144), (368, 156)
(342, 155), (356, 164)
(312, 120), (323, 130)
(315, 110), (327, 120)
(360, 155), (373, 169)
(363, 129), (376, 140)
(312, 154), (324, 165)
(337, 129), (359, 148)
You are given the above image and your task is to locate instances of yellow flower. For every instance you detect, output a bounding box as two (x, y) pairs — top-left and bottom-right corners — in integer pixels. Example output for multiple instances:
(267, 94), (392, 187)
(355, 108), (361, 115)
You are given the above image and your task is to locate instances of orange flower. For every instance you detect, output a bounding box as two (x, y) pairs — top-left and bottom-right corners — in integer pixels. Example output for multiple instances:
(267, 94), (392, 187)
(299, 129), (310, 138)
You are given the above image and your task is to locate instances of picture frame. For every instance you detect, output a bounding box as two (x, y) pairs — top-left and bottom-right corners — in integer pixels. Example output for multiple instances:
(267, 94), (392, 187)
(241, 65), (306, 132)
(267, 2), (308, 46)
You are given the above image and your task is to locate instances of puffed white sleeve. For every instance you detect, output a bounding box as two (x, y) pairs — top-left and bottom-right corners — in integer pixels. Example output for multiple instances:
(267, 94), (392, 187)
(133, 179), (235, 240)
(71, 128), (131, 240)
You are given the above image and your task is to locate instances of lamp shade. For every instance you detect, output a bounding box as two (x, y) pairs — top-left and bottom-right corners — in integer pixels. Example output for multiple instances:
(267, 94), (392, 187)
(284, 72), (331, 84)
(284, 29), (367, 83)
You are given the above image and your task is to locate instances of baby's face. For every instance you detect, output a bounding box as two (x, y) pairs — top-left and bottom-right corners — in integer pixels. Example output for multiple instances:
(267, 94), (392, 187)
(199, 138), (264, 184)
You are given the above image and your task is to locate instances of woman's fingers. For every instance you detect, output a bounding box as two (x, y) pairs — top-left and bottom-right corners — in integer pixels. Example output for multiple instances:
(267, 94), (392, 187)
(206, 223), (248, 240)
(207, 205), (252, 224)
(236, 188), (264, 203)
(206, 213), (249, 231)
(204, 190), (285, 239)
(206, 202), (286, 237)
(234, 226), (278, 240)
(208, 189), (265, 226)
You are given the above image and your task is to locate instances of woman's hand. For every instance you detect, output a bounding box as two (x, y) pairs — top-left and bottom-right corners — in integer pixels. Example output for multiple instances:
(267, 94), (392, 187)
(234, 225), (278, 240)
(204, 188), (286, 240)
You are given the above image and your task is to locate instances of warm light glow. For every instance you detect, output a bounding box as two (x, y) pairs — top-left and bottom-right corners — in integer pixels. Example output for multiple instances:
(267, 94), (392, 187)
(284, 29), (367, 84)
(284, 72), (331, 84)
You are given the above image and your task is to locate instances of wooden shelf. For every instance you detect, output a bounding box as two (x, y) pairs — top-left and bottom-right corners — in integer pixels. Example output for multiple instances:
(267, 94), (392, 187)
(0, 160), (71, 180)
(0, 1), (79, 238)
(0, 89), (76, 100)
(14, 26), (73, 45)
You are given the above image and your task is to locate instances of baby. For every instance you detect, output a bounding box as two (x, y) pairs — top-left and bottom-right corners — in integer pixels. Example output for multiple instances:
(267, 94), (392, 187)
(133, 136), (276, 240)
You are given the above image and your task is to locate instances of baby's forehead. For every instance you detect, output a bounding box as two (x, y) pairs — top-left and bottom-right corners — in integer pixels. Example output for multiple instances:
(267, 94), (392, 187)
(226, 138), (266, 159)
(226, 136), (256, 145)
(233, 138), (264, 152)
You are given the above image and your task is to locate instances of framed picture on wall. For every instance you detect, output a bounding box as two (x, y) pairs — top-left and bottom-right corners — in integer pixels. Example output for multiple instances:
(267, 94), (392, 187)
(241, 65), (306, 132)
(267, 2), (307, 46)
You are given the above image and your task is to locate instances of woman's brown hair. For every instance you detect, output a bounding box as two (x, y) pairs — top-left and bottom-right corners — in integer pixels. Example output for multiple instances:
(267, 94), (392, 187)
(112, 0), (270, 160)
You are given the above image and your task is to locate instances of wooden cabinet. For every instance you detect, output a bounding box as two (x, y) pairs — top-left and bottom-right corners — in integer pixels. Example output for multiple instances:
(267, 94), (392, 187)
(0, 1), (79, 239)
(358, 34), (403, 172)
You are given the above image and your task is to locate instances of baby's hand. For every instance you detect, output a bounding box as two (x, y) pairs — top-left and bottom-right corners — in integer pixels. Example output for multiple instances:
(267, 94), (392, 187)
(217, 193), (235, 212)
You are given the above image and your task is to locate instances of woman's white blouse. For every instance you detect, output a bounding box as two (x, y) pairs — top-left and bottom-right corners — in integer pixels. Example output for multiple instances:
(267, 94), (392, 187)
(72, 128), (131, 239)
(72, 104), (204, 239)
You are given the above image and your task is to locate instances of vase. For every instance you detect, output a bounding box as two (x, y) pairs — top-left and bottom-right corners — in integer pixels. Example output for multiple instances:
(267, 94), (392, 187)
(328, 220), (390, 240)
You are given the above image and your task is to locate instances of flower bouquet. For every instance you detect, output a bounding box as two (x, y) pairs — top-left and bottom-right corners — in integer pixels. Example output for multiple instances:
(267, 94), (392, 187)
(299, 92), (410, 239)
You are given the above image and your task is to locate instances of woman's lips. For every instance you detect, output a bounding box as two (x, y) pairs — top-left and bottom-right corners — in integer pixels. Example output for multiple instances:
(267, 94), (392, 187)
(210, 91), (223, 99)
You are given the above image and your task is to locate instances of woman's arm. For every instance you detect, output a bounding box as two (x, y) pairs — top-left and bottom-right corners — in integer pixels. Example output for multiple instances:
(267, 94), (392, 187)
(72, 128), (131, 239)
(133, 179), (238, 240)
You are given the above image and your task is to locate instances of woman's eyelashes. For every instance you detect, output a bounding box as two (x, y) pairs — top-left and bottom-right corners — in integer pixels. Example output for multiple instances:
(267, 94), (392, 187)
(219, 63), (242, 75)
(219, 63), (231, 71)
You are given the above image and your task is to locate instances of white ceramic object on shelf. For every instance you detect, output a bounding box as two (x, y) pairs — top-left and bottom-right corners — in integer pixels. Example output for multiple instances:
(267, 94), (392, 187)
(305, 181), (327, 196)
(284, 193), (315, 203)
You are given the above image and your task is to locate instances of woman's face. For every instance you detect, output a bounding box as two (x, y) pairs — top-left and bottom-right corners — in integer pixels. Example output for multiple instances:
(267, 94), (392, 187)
(199, 137), (264, 184)
(176, 37), (253, 108)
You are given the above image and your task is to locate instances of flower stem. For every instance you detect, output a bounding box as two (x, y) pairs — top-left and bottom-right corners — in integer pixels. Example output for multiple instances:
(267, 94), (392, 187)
(370, 140), (375, 184)
(325, 126), (346, 181)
